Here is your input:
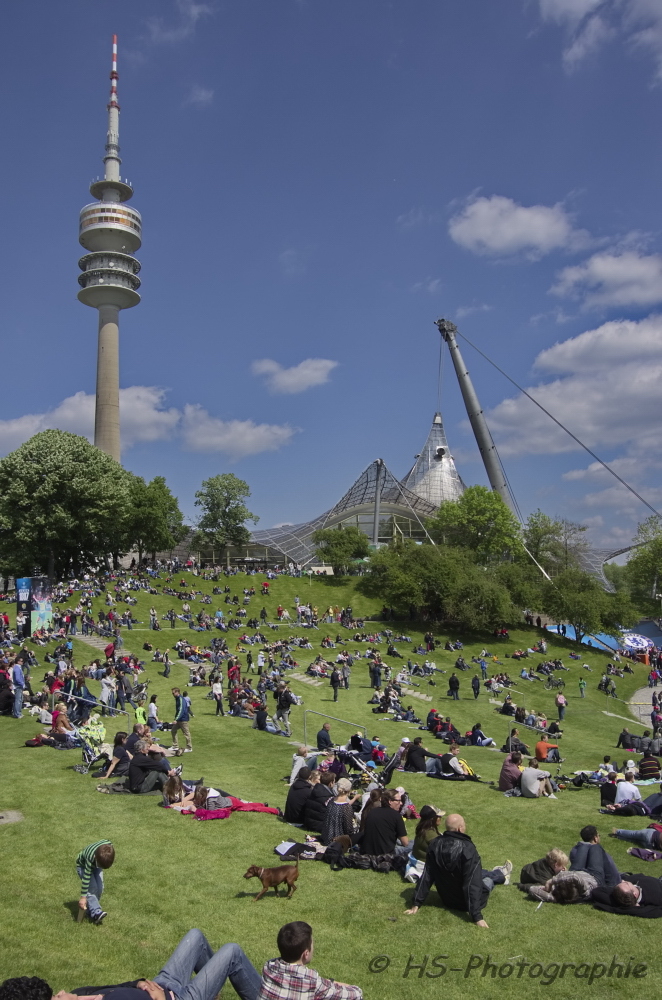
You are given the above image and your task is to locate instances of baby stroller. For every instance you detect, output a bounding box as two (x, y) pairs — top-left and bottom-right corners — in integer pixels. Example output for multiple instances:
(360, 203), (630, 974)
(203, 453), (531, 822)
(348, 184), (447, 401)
(72, 723), (108, 774)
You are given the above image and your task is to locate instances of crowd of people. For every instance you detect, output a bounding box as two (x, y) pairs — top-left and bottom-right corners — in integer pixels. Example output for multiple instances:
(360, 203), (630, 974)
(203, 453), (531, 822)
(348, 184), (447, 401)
(5, 562), (662, 1000)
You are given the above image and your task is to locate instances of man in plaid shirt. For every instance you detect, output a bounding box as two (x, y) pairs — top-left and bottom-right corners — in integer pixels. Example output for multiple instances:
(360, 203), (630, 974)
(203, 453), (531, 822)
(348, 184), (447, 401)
(258, 922), (362, 1000)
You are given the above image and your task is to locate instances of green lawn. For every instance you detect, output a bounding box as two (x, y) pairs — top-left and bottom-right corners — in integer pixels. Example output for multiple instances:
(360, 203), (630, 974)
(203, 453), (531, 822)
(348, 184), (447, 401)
(0, 570), (657, 999)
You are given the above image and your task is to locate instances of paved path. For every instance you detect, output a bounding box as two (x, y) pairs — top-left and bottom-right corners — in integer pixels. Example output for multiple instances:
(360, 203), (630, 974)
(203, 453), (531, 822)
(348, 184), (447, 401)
(628, 683), (662, 726)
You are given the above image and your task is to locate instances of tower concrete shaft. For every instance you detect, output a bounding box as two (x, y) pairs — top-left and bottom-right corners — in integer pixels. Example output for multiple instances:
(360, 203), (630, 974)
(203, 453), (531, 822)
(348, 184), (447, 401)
(77, 35), (142, 462)
(95, 305), (121, 458)
(436, 318), (517, 516)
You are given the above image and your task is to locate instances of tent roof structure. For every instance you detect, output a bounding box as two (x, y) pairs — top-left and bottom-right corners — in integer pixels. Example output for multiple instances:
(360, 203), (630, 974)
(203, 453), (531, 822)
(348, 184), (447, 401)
(401, 412), (465, 507)
(250, 458), (437, 567)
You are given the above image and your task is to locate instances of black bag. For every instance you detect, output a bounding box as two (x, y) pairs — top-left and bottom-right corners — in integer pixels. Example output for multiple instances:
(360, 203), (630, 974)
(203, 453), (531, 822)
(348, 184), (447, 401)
(319, 842), (344, 866)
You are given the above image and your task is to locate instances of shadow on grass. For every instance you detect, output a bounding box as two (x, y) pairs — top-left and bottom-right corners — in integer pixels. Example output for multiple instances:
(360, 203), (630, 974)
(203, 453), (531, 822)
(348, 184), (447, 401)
(396, 886), (475, 922)
(234, 890), (295, 900)
(63, 900), (83, 922)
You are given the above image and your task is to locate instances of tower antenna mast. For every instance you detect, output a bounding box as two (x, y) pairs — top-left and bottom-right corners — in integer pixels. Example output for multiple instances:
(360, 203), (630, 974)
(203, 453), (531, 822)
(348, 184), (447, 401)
(77, 34), (142, 462)
(436, 318), (517, 516)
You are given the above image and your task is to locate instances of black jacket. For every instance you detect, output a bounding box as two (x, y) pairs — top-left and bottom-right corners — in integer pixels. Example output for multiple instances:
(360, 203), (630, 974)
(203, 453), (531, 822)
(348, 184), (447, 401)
(302, 784), (334, 832)
(405, 745), (440, 772)
(592, 873), (662, 917)
(317, 728), (333, 751)
(284, 778), (313, 824)
(128, 753), (169, 793)
(518, 856), (556, 886)
(413, 829), (488, 922)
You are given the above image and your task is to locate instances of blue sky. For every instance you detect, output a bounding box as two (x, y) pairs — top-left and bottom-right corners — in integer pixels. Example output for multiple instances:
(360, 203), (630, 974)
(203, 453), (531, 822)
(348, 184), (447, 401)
(2, 0), (662, 548)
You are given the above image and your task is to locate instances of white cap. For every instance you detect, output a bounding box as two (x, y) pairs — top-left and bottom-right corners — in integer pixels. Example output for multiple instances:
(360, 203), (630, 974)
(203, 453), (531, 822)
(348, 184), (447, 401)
(401, 737), (411, 743)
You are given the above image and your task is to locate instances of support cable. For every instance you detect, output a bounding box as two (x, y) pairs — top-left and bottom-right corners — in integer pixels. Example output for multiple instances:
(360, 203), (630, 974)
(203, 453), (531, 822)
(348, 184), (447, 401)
(455, 330), (662, 521)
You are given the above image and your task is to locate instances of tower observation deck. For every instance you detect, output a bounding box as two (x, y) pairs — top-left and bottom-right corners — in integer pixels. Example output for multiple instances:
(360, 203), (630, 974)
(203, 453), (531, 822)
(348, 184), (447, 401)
(77, 35), (141, 462)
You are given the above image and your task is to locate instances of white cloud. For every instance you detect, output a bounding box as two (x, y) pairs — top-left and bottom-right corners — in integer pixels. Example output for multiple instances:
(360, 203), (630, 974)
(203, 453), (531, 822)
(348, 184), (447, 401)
(181, 405), (295, 457)
(628, 0), (662, 81)
(147, 0), (213, 45)
(535, 314), (662, 372)
(539, 0), (605, 28)
(412, 277), (443, 294)
(119, 387), (182, 445)
(251, 358), (339, 394)
(552, 251), (662, 308)
(0, 386), (294, 461)
(185, 85), (214, 108)
(448, 194), (591, 259)
(537, 0), (662, 81)
(396, 208), (436, 230)
(456, 303), (493, 319)
(486, 314), (662, 458)
(563, 15), (615, 69)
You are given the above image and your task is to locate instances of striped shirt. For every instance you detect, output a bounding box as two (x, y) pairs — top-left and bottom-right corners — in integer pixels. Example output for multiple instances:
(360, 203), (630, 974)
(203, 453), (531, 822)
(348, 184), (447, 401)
(76, 840), (112, 893)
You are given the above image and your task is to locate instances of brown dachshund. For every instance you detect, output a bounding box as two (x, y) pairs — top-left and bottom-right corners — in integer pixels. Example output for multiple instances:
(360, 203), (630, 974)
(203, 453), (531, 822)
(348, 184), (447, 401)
(243, 861), (299, 901)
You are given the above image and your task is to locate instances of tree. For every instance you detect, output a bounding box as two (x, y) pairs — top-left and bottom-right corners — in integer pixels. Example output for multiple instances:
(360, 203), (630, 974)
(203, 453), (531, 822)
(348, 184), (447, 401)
(626, 516), (662, 613)
(126, 475), (187, 563)
(557, 519), (590, 573)
(426, 485), (522, 561)
(521, 510), (589, 575)
(603, 562), (630, 594)
(192, 474), (258, 564)
(312, 525), (370, 574)
(540, 569), (639, 644)
(522, 510), (564, 571)
(360, 541), (520, 629)
(0, 430), (132, 580)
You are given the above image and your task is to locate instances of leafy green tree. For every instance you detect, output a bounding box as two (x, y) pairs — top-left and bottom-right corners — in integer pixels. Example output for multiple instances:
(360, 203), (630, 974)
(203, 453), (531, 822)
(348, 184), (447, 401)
(557, 518), (590, 572)
(522, 510), (564, 571)
(312, 525), (370, 575)
(0, 430), (132, 580)
(626, 516), (662, 613)
(126, 475), (187, 563)
(427, 485), (522, 561)
(603, 562), (630, 594)
(192, 474), (258, 565)
(491, 561), (545, 612)
(521, 510), (589, 575)
(540, 569), (639, 644)
(360, 541), (519, 629)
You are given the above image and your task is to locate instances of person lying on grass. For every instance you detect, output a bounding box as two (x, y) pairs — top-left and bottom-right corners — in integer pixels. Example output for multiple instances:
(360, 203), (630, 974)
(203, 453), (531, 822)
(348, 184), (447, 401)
(0, 922), (361, 1000)
(162, 775), (281, 818)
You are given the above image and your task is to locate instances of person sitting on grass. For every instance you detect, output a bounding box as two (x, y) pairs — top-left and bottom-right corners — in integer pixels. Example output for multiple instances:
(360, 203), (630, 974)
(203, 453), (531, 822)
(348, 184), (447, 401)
(638, 749), (661, 780)
(498, 751), (523, 792)
(302, 771), (336, 834)
(535, 737), (564, 764)
(405, 813), (511, 926)
(91, 731), (132, 780)
(470, 722), (496, 747)
(404, 805), (445, 883)
(258, 920), (362, 1000)
(520, 758), (557, 799)
(404, 736), (444, 773)
(358, 788), (409, 856)
(284, 766), (313, 825)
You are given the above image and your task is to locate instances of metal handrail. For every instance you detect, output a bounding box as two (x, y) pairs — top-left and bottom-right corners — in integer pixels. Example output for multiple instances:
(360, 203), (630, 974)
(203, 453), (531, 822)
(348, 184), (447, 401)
(303, 709), (366, 747)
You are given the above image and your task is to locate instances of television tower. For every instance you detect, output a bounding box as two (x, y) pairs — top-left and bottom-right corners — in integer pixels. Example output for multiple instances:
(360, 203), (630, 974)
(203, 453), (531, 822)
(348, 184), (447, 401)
(77, 35), (141, 462)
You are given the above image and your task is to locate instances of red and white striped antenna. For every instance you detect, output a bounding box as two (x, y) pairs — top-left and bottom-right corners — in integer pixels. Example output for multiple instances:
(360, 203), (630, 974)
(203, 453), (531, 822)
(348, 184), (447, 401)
(109, 34), (119, 109)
